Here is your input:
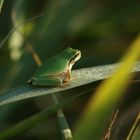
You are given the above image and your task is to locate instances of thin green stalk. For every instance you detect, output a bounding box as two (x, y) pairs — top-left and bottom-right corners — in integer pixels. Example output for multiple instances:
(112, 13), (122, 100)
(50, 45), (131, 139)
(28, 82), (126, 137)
(52, 93), (72, 140)
(103, 109), (119, 140)
(126, 112), (140, 140)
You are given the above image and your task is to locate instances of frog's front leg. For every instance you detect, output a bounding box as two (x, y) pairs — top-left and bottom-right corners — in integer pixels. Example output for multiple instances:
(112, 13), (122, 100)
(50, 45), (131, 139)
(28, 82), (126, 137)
(63, 70), (71, 83)
(30, 76), (63, 87)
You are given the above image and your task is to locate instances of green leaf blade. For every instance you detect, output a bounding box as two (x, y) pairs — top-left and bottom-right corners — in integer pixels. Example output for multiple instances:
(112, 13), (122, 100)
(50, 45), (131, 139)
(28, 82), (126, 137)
(0, 62), (140, 106)
(74, 35), (140, 140)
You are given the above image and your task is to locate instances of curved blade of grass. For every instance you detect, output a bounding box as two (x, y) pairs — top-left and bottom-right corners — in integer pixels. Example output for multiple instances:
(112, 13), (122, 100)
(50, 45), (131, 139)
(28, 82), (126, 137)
(74, 35), (140, 140)
(0, 0), (4, 13)
(0, 88), (90, 140)
(0, 61), (140, 106)
(127, 112), (140, 140)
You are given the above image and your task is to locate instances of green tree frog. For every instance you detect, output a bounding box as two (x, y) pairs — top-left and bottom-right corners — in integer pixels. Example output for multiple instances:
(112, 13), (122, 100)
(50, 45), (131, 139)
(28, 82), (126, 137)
(28, 47), (81, 87)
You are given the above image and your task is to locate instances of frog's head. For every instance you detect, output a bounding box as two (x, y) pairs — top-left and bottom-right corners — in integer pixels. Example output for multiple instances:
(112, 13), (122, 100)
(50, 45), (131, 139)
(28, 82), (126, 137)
(62, 47), (81, 64)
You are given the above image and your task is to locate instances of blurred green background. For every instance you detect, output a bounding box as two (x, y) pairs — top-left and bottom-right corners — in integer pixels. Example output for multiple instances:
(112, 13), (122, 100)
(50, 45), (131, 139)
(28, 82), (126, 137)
(0, 0), (140, 139)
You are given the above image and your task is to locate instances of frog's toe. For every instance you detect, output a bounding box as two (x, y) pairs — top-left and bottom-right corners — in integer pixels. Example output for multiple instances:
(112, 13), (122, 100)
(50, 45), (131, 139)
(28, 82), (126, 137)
(61, 81), (70, 87)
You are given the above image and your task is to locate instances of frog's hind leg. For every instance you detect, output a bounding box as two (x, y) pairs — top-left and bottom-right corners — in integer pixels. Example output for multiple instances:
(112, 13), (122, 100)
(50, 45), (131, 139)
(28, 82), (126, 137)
(31, 77), (62, 87)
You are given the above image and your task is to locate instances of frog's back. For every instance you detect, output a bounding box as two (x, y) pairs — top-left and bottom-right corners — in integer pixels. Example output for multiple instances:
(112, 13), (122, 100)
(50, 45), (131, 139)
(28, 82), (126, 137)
(34, 56), (68, 77)
(33, 47), (79, 77)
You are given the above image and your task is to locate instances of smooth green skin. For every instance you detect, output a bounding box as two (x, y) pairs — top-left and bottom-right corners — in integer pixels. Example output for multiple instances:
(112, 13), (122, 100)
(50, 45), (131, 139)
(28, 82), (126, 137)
(29, 47), (81, 87)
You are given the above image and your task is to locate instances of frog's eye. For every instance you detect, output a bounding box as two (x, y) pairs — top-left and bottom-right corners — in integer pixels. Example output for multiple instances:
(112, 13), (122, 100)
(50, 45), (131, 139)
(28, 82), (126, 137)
(75, 51), (81, 58)
(70, 51), (81, 63)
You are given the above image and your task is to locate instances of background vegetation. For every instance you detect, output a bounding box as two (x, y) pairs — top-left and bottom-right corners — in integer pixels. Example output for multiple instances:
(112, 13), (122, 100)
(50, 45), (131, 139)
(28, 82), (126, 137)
(0, 0), (140, 140)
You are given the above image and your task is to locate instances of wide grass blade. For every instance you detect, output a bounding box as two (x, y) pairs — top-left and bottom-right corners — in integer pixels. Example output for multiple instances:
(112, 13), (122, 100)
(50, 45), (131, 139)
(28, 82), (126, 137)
(0, 62), (140, 106)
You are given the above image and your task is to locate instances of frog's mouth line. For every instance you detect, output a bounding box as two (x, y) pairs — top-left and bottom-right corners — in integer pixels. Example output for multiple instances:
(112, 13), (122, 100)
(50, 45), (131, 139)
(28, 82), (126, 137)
(67, 52), (81, 73)
(69, 51), (81, 66)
